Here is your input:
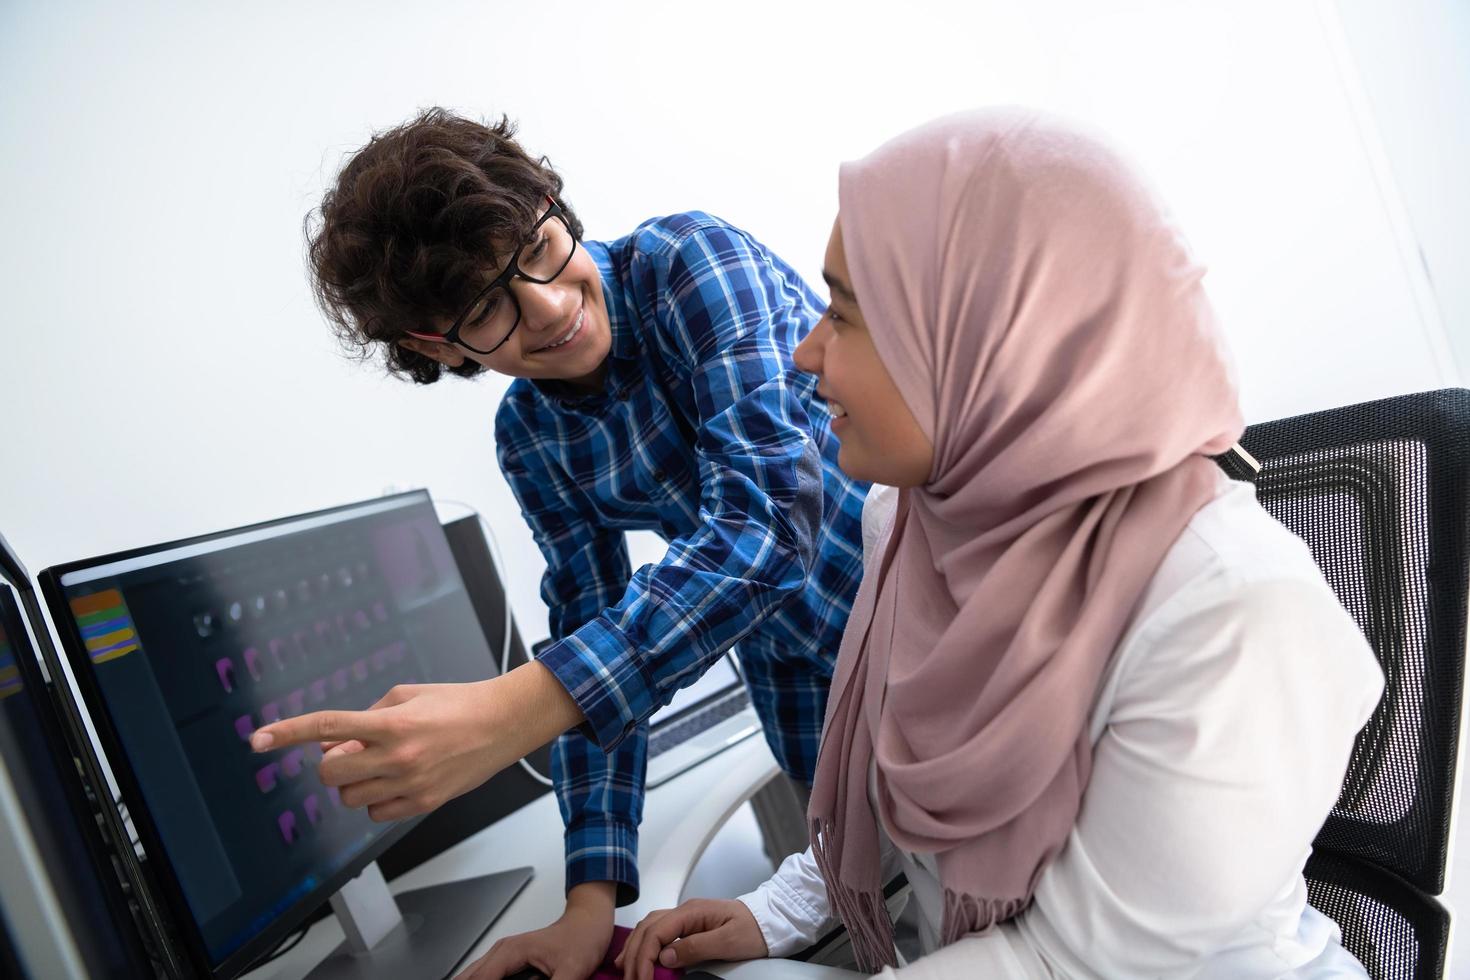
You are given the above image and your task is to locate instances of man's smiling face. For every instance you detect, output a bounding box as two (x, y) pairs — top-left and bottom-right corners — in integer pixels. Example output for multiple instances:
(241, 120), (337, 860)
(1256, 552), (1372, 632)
(398, 203), (613, 391)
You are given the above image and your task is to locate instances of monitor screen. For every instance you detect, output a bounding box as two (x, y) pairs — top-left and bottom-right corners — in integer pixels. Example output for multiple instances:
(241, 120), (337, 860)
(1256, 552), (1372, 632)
(0, 580), (148, 978)
(40, 492), (500, 975)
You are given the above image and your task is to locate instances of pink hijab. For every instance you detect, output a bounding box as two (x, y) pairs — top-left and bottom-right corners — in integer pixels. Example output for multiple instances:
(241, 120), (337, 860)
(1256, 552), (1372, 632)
(806, 108), (1244, 970)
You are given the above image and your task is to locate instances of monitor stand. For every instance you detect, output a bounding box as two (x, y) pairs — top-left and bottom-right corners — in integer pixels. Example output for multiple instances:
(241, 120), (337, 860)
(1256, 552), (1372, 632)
(304, 861), (532, 980)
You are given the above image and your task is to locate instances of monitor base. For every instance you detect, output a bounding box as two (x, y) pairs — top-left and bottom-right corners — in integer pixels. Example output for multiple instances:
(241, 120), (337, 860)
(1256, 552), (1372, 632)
(305, 866), (533, 980)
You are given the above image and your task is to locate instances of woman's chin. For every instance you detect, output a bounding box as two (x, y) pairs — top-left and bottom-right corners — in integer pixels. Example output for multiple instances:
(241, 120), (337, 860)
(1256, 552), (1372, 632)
(837, 443), (881, 484)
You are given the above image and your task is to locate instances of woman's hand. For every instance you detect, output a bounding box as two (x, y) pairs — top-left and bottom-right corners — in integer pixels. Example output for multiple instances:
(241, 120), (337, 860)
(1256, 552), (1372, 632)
(249, 661), (581, 821)
(615, 898), (769, 980)
(455, 883), (616, 980)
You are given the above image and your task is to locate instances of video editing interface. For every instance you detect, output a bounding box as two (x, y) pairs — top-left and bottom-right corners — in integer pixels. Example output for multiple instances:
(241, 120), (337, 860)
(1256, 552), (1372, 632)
(51, 494), (496, 965)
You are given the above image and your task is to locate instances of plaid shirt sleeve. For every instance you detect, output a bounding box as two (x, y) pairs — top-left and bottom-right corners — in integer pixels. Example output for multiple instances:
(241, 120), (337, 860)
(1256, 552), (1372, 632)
(537, 219), (826, 749)
(495, 411), (647, 904)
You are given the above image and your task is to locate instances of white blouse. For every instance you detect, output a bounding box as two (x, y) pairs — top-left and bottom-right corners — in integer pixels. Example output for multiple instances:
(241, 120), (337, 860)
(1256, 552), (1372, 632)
(739, 476), (1384, 978)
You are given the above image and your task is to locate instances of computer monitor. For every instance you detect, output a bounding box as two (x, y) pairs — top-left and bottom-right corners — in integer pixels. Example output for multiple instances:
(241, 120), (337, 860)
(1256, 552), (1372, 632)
(0, 536), (155, 978)
(37, 492), (531, 979)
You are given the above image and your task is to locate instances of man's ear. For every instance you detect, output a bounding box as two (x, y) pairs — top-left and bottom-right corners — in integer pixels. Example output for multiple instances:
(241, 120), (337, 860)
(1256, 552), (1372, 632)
(397, 335), (467, 367)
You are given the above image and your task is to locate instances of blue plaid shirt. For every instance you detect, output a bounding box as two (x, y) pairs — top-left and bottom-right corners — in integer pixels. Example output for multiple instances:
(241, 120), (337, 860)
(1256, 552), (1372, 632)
(494, 212), (867, 904)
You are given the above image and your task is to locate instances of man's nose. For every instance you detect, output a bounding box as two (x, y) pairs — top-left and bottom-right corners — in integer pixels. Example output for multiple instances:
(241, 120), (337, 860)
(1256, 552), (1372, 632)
(513, 279), (570, 331)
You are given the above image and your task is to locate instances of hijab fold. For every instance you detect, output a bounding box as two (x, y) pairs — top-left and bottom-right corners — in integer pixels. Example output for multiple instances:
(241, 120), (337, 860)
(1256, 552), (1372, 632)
(806, 109), (1243, 971)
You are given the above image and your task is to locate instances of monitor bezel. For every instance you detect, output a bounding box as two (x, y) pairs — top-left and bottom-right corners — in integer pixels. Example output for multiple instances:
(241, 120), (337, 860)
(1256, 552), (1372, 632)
(36, 490), (460, 979)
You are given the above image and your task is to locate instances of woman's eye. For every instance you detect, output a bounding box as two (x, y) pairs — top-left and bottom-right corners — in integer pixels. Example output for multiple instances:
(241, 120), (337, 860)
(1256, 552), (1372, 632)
(825, 305), (844, 325)
(529, 237), (549, 259)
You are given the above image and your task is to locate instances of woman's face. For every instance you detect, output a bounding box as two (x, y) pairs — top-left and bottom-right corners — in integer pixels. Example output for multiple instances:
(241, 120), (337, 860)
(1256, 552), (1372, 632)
(794, 219), (934, 487)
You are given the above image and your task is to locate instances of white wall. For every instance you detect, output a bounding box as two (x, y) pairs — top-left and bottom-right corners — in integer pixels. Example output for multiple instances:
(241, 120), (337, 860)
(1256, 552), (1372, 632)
(1, 0), (1465, 950)
(1335, 0), (1470, 376)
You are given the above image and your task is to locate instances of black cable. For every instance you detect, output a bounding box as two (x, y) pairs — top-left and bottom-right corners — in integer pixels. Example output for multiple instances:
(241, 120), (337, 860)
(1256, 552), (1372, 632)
(243, 923), (309, 972)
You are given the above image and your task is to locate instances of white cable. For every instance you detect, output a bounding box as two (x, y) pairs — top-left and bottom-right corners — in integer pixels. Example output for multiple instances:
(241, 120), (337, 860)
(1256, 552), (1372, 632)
(438, 498), (554, 788)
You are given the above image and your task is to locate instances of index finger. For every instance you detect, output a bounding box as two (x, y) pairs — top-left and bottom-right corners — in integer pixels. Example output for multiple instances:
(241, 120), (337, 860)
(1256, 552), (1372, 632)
(250, 709), (392, 752)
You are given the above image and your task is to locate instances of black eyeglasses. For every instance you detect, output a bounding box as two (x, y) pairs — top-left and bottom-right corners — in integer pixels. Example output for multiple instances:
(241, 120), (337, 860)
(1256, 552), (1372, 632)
(407, 197), (578, 355)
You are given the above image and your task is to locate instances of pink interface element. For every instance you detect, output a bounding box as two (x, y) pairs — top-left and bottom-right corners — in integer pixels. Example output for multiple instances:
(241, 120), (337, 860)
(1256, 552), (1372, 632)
(309, 678), (328, 703)
(278, 809), (298, 845)
(285, 688), (305, 716)
(255, 763), (279, 794)
(234, 714), (254, 741)
(261, 701), (281, 724)
(282, 748), (306, 779)
(269, 637), (288, 670)
(215, 657), (235, 693)
(244, 647), (263, 682)
(303, 793), (323, 825)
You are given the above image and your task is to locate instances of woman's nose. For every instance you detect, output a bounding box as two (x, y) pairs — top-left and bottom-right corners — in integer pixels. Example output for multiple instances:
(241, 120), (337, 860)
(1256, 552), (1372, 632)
(794, 320), (828, 375)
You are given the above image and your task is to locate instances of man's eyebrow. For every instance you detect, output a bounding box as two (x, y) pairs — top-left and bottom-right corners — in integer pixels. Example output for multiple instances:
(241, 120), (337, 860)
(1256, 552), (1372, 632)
(822, 270), (857, 302)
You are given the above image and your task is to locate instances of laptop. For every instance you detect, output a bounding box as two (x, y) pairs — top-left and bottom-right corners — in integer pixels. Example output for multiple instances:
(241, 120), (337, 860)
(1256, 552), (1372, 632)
(645, 652), (761, 788)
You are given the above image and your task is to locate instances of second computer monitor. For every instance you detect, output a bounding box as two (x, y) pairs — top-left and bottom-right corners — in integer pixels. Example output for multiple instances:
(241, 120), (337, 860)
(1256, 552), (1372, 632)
(39, 491), (501, 978)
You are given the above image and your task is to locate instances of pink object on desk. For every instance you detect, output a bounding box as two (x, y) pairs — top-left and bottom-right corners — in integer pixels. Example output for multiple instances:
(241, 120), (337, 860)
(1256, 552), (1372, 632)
(589, 926), (683, 979)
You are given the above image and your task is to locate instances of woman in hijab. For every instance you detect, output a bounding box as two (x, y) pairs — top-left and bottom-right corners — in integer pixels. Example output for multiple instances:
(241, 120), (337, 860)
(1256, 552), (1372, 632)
(616, 109), (1383, 979)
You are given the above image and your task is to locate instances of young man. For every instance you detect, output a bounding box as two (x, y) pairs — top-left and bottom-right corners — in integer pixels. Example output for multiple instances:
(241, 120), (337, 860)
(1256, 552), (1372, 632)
(258, 108), (867, 978)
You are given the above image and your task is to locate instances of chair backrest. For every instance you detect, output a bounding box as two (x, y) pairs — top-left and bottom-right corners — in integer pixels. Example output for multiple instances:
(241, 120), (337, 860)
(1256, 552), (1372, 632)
(1218, 388), (1470, 978)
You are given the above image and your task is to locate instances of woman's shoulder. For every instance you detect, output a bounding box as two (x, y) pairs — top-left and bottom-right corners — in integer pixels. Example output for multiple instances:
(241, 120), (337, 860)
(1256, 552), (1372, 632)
(1099, 472), (1383, 734)
(1137, 472), (1337, 621)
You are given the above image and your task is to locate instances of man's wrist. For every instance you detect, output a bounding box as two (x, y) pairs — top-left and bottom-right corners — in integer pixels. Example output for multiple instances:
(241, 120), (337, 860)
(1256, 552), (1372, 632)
(480, 661), (584, 758)
(566, 881), (617, 918)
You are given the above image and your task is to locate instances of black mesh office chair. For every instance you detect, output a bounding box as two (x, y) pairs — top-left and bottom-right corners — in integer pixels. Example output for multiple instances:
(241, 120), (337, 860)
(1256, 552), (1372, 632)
(1215, 388), (1470, 980)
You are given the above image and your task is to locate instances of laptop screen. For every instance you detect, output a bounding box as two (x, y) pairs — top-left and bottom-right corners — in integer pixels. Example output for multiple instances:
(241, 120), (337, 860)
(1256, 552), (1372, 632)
(650, 653), (742, 728)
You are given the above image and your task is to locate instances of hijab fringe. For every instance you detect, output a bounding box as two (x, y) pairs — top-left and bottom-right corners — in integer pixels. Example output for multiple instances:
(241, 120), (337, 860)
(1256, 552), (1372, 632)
(940, 889), (1028, 946)
(811, 817), (898, 972)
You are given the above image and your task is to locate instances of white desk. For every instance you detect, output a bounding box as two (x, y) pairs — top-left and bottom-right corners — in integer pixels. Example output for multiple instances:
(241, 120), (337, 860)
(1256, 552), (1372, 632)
(252, 736), (857, 980)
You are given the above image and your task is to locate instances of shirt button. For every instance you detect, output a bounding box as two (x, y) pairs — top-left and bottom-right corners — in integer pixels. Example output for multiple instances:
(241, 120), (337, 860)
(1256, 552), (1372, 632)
(652, 469), (667, 482)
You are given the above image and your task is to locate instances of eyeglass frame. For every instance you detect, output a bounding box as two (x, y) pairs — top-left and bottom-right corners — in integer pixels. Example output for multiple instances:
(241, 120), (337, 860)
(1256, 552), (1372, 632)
(405, 195), (579, 355)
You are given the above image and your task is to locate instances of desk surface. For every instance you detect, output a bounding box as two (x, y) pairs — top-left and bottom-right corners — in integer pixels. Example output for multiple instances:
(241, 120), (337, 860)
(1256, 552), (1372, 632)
(251, 736), (855, 980)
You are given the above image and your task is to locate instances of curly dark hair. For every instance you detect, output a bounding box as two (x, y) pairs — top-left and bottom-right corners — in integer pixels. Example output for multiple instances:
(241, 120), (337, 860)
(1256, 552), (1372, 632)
(305, 108), (584, 384)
